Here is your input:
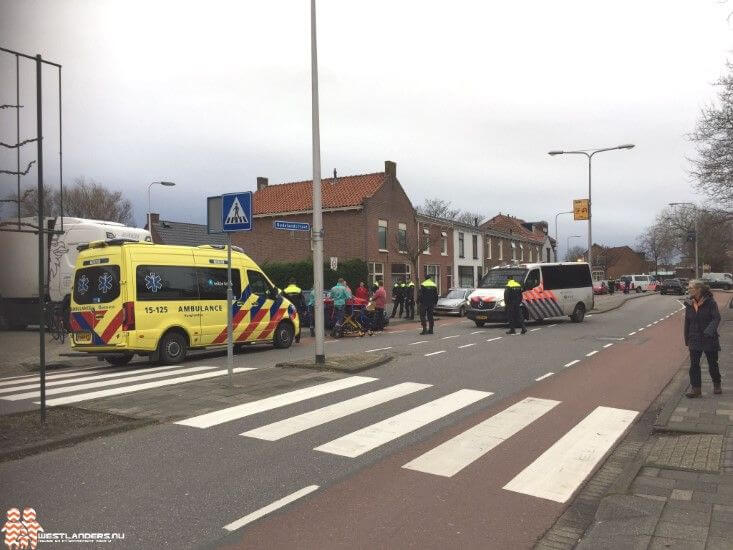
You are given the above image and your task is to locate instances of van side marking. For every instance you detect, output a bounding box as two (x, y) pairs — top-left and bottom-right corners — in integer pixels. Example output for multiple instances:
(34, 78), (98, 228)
(70, 311), (105, 345)
(100, 310), (123, 342)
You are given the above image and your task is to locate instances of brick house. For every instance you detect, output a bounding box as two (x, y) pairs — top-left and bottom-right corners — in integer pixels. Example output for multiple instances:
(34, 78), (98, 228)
(232, 161), (417, 290)
(415, 214), (455, 295)
(589, 244), (650, 280)
(480, 214), (549, 271)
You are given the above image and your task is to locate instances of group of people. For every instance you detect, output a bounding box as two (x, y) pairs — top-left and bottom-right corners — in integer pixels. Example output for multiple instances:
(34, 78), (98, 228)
(281, 275), (440, 337)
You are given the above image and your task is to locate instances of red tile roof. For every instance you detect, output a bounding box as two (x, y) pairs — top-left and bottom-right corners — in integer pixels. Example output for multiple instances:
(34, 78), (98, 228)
(253, 172), (386, 215)
(481, 214), (545, 243)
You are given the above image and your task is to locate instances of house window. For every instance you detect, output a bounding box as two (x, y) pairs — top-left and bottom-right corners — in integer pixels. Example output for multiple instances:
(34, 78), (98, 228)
(441, 231), (448, 255)
(458, 265), (474, 288)
(446, 268), (452, 290)
(397, 223), (407, 253)
(378, 220), (388, 251)
(519, 243), (524, 261)
(536, 247), (541, 263)
(511, 241), (517, 261)
(472, 234), (478, 260)
(499, 240), (503, 260)
(368, 262), (384, 288)
(458, 232), (465, 258)
(546, 247), (551, 263)
(528, 248), (533, 263)
(486, 237), (492, 260)
(422, 227), (430, 254)
(424, 265), (440, 293)
(391, 263), (411, 286)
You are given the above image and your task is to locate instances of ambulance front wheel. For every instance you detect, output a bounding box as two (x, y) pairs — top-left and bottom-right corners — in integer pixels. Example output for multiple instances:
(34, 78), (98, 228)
(273, 321), (295, 349)
(158, 330), (189, 364)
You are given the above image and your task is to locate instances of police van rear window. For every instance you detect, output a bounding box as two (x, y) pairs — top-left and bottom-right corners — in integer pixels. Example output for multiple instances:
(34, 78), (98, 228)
(73, 266), (121, 304)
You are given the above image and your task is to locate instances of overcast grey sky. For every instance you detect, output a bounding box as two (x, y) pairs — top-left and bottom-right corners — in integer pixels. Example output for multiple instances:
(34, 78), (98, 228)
(1, 0), (731, 257)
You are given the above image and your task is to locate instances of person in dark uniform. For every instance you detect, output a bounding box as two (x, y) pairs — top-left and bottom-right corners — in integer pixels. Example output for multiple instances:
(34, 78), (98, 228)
(417, 275), (439, 335)
(283, 278), (306, 342)
(404, 280), (415, 320)
(504, 275), (527, 335)
(390, 279), (405, 318)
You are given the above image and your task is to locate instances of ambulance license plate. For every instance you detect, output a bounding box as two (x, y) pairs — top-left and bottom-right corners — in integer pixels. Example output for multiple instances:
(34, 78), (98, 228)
(475, 315), (487, 320)
(75, 332), (92, 344)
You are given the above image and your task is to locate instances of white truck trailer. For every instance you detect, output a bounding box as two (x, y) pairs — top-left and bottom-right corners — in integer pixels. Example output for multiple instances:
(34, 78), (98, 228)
(0, 217), (150, 329)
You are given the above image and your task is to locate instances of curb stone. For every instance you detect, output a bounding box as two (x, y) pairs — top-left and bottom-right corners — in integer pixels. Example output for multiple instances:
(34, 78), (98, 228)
(276, 352), (393, 373)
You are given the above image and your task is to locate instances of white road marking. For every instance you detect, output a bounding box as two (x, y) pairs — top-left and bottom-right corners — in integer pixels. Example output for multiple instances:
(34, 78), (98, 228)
(315, 389), (492, 458)
(646, 323), (653, 327)
(387, 329), (406, 334)
(0, 366), (110, 386)
(458, 343), (476, 349)
(628, 331), (637, 336)
(652, 321), (658, 325)
(403, 397), (560, 477)
(176, 376), (377, 429)
(530, 328), (541, 332)
(535, 373), (554, 381)
(0, 365), (186, 394)
(365, 347), (392, 353)
(409, 341), (428, 345)
(638, 327), (645, 332)
(564, 360), (580, 368)
(546, 324), (557, 328)
(586, 315), (593, 318)
(487, 337), (503, 342)
(324, 340), (338, 344)
(603, 343), (614, 348)
(503, 406), (638, 502)
(4, 366), (216, 401)
(441, 335), (460, 340)
(586, 350), (598, 357)
(424, 350), (446, 357)
(242, 382), (432, 441)
(471, 330), (483, 335)
(38, 368), (254, 406)
(223, 485), (319, 532)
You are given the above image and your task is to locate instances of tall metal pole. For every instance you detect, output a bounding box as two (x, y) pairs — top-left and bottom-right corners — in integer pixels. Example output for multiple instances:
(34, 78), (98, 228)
(226, 233), (233, 386)
(36, 54), (46, 422)
(554, 210), (572, 262)
(16, 55), (20, 227)
(311, 0), (325, 364)
(587, 154), (593, 269)
(147, 184), (152, 239)
(694, 215), (699, 279)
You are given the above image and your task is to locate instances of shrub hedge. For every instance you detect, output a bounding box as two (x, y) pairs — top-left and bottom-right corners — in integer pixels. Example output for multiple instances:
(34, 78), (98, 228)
(261, 258), (369, 290)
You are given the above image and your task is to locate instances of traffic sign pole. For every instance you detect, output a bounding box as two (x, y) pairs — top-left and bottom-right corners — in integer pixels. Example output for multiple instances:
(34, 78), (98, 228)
(226, 233), (233, 387)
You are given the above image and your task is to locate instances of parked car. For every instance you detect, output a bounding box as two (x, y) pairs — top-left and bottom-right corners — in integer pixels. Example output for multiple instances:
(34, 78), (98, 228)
(618, 274), (652, 293)
(593, 281), (609, 295)
(703, 273), (733, 290)
(434, 288), (474, 316)
(660, 278), (685, 295)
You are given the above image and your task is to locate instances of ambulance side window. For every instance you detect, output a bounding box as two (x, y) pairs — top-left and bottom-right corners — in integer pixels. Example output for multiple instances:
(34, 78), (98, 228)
(198, 268), (241, 300)
(136, 266), (198, 301)
(247, 270), (271, 295)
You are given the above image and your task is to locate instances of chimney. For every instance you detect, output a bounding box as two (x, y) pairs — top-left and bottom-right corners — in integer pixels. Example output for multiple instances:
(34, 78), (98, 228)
(332, 168), (337, 185)
(385, 160), (396, 179)
(149, 213), (160, 225)
(256, 177), (268, 191)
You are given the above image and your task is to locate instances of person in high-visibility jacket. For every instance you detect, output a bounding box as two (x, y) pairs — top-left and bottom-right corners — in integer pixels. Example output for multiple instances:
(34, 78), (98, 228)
(504, 276), (527, 335)
(404, 280), (415, 320)
(283, 278), (306, 342)
(390, 279), (405, 318)
(417, 275), (439, 335)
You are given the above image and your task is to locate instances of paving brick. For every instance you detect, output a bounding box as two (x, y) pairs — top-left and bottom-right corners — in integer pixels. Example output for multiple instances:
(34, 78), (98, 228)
(659, 507), (710, 525)
(654, 521), (708, 541)
(649, 536), (704, 550)
(670, 489), (693, 501)
(659, 470), (699, 481)
(707, 536), (733, 550)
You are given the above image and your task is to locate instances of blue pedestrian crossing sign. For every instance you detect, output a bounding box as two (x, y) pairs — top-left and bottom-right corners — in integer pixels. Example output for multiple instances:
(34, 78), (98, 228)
(221, 192), (252, 232)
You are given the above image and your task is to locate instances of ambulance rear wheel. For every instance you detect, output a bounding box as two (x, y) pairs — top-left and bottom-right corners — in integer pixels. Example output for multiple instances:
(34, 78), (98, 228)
(273, 322), (295, 349)
(158, 330), (188, 364)
(105, 353), (134, 367)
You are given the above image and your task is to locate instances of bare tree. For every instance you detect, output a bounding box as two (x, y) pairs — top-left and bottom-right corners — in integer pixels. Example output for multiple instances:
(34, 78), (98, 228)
(416, 198), (460, 220)
(658, 206), (733, 272)
(565, 245), (585, 262)
(636, 222), (676, 274)
(396, 224), (431, 285)
(455, 211), (485, 226)
(4, 177), (134, 225)
(689, 63), (733, 209)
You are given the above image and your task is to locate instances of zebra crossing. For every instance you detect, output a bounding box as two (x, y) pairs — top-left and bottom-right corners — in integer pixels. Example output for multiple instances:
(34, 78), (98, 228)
(176, 376), (638, 504)
(0, 365), (253, 407)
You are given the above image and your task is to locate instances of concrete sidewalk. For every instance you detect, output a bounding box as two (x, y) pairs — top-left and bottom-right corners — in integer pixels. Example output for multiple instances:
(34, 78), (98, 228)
(570, 299), (733, 550)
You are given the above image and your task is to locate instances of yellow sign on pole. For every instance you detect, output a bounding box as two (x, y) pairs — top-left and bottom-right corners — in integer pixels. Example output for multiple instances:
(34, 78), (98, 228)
(573, 199), (589, 221)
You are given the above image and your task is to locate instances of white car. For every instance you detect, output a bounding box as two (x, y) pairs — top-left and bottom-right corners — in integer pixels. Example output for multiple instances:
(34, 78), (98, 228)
(618, 274), (652, 293)
(466, 262), (594, 327)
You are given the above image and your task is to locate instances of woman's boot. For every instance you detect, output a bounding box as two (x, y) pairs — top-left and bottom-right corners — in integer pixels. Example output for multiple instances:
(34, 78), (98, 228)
(713, 383), (722, 395)
(685, 386), (702, 398)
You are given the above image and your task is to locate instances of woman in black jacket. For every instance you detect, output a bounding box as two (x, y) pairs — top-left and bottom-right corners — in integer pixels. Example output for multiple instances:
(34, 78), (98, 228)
(684, 280), (722, 398)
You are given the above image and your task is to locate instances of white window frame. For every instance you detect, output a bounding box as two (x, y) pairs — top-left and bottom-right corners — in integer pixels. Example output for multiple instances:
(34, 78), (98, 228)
(519, 242), (524, 261)
(424, 264), (440, 293)
(486, 237), (492, 260)
(368, 262), (384, 288)
(378, 219), (388, 252)
(397, 222), (407, 253)
(422, 227), (430, 254)
(472, 234), (478, 260)
(458, 232), (465, 259)
(528, 248), (532, 262)
(499, 240), (503, 260)
(511, 241), (517, 261)
(536, 247), (541, 263)
(441, 231), (448, 256)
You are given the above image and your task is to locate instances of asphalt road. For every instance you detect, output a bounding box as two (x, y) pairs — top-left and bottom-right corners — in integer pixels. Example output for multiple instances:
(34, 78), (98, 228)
(0, 294), (690, 549)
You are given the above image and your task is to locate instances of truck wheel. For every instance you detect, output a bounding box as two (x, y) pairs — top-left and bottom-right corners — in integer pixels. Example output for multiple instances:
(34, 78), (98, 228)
(158, 330), (188, 364)
(273, 321), (295, 349)
(105, 353), (134, 367)
(474, 320), (485, 327)
(570, 303), (586, 323)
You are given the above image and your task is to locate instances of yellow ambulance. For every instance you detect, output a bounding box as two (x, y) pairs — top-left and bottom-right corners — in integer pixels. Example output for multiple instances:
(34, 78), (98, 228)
(69, 240), (299, 365)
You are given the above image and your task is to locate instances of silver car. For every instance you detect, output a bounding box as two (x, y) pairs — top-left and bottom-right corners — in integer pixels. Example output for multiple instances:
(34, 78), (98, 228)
(434, 288), (474, 317)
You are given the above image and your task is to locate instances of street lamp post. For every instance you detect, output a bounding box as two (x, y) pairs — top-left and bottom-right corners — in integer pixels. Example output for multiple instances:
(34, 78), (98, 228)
(549, 144), (635, 269)
(669, 202), (699, 279)
(567, 235), (581, 260)
(554, 210), (573, 262)
(147, 181), (175, 240)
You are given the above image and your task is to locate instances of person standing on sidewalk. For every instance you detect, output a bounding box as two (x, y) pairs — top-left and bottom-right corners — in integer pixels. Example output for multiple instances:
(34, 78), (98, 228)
(505, 276), (527, 335)
(684, 279), (722, 398)
(372, 280), (387, 332)
(390, 279), (405, 319)
(404, 280), (415, 320)
(330, 278), (352, 338)
(417, 275), (439, 335)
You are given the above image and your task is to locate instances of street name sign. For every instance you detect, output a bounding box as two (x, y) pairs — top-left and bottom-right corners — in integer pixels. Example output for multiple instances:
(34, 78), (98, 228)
(274, 220), (311, 232)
